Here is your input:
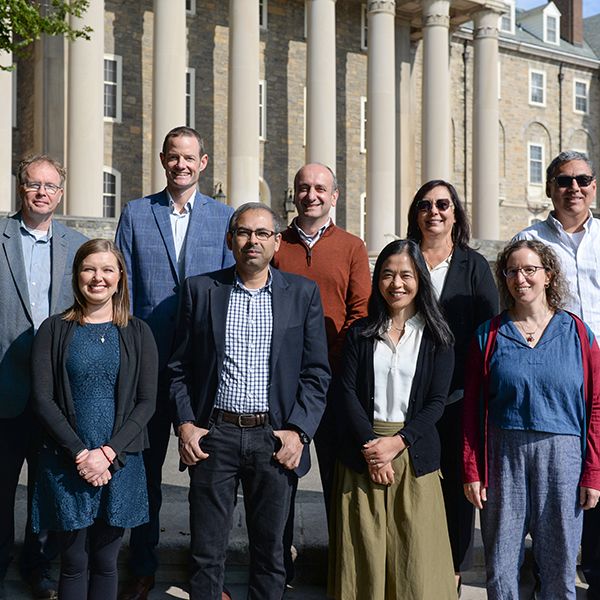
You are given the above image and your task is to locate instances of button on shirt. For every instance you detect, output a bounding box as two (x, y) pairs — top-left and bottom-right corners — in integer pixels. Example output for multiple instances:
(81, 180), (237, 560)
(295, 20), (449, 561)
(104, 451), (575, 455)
(19, 221), (52, 331)
(514, 211), (600, 338)
(168, 193), (195, 282)
(214, 273), (273, 413)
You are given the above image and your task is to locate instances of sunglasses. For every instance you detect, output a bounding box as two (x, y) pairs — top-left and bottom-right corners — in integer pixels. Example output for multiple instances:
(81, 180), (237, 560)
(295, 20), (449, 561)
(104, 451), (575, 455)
(552, 174), (595, 188)
(416, 199), (453, 212)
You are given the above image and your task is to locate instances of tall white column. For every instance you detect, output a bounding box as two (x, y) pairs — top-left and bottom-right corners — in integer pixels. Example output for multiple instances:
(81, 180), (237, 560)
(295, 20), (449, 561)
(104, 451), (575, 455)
(67, 0), (104, 216)
(227, 0), (259, 207)
(0, 52), (12, 211)
(152, 0), (186, 191)
(421, 0), (450, 183)
(306, 0), (337, 220)
(472, 7), (501, 240)
(366, 0), (396, 253)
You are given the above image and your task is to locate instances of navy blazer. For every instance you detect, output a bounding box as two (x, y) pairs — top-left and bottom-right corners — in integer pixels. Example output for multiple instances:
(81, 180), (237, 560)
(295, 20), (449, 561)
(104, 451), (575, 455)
(168, 266), (331, 477)
(115, 190), (234, 369)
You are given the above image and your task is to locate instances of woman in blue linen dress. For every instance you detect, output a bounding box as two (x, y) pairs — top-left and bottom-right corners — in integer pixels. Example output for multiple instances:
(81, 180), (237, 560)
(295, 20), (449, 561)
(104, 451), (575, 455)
(30, 239), (158, 600)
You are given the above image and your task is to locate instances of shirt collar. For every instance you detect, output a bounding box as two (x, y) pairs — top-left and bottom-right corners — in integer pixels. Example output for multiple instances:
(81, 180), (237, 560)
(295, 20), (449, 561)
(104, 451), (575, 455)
(167, 191), (195, 215)
(233, 269), (273, 294)
(547, 209), (593, 234)
(293, 218), (331, 244)
(19, 216), (53, 242)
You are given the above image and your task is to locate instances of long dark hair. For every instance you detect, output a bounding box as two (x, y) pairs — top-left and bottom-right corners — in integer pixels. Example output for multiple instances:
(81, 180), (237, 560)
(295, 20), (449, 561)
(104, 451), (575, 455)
(406, 179), (470, 249)
(361, 240), (454, 347)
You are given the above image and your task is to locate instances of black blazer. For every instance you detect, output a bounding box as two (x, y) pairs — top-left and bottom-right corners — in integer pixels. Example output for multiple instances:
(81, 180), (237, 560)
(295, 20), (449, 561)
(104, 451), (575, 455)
(168, 266), (331, 477)
(31, 314), (158, 468)
(337, 319), (454, 477)
(439, 246), (498, 394)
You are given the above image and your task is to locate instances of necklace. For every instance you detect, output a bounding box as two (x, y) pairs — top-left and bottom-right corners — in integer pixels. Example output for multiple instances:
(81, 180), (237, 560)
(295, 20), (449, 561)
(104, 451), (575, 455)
(388, 322), (405, 336)
(513, 311), (552, 344)
(85, 321), (113, 343)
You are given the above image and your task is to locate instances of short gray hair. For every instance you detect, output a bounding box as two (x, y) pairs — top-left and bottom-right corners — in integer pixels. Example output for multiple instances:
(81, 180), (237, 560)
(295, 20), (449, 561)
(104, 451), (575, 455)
(546, 150), (595, 182)
(228, 202), (285, 234)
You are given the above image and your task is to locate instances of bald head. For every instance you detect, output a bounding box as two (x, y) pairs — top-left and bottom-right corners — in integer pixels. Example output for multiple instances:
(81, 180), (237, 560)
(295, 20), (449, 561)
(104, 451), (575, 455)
(293, 163), (339, 231)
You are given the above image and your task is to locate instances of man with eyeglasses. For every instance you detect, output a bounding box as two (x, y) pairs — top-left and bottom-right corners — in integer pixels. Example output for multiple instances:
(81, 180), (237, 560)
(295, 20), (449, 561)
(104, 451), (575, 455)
(514, 149), (600, 599)
(168, 202), (330, 600)
(0, 155), (87, 599)
(115, 126), (234, 600)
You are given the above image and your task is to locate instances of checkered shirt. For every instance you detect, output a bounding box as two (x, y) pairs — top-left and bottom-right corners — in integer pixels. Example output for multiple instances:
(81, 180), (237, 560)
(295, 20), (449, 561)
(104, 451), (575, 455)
(214, 272), (273, 413)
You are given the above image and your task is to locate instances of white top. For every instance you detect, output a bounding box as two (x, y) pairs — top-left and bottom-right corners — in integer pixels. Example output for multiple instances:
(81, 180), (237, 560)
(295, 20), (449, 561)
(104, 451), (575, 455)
(373, 313), (425, 422)
(167, 192), (195, 281)
(514, 211), (600, 338)
(428, 254), (452, 299)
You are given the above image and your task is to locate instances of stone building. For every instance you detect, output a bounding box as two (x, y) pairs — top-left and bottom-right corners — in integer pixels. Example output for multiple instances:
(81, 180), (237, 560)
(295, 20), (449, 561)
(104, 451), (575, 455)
(1, 0), (599, 248)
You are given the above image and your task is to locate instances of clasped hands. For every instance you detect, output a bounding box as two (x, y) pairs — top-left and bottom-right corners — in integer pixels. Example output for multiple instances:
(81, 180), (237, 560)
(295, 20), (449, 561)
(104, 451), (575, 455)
(362, 435), (407, 486)
(75, 446), (115, 487)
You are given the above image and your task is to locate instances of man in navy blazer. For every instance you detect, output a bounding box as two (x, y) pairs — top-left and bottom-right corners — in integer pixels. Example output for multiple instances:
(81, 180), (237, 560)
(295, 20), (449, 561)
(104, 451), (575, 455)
(169, 203), (330, 600)
(0, 155), (87, 599)
(115, 126), (234, 600)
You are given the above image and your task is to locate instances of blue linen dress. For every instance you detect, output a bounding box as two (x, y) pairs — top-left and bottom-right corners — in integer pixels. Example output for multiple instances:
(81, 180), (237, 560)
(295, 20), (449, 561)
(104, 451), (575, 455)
(32, 322), (149, 532)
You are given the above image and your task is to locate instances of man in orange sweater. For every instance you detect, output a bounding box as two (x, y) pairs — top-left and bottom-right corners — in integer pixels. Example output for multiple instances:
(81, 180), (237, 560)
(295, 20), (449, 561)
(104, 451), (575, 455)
(272, 163), (371, 582)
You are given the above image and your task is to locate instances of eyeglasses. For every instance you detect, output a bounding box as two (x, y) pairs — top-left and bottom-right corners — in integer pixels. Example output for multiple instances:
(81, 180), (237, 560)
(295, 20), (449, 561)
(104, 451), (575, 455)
(551, 174), (595, 188)
(503, 265), (546, 279)
(233, 227), (276, 241)
(23, 182), (63, 195)
(415, 199), (453, 212)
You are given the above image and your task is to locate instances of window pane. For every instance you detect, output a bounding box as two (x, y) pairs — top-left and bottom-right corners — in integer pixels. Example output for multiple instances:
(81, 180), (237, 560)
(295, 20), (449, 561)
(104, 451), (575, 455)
(103, 172), (116, 218)
(529, 146), (543, 184)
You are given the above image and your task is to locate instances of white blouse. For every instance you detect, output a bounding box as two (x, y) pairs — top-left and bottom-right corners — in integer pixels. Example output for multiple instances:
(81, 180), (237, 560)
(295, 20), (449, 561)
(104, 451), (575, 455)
(373, 313), (425, 422)
(428, 254), (452, 299)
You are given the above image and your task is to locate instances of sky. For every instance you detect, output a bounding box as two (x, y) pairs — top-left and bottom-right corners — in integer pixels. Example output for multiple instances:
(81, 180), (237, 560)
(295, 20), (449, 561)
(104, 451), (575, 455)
(517, 0), (600, 17)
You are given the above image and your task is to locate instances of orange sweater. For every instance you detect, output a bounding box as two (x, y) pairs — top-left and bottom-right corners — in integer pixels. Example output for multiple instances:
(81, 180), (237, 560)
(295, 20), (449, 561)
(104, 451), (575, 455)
(272, 223), (371, 375)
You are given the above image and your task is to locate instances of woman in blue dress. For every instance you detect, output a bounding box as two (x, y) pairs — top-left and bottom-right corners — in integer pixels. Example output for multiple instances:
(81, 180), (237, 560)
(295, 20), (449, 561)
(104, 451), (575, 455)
(30, 239), (158, 600)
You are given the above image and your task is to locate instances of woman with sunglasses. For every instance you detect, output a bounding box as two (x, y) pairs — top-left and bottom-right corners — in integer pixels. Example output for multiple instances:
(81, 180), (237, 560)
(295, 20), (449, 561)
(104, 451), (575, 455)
(406, 180), (498, 593)
(463, 239), (600, 599)
(328, 239), (457, 600)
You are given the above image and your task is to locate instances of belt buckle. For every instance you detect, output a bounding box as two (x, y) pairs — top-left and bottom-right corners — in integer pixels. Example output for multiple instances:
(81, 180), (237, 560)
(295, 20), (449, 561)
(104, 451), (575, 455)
(238, 413), (255, 428)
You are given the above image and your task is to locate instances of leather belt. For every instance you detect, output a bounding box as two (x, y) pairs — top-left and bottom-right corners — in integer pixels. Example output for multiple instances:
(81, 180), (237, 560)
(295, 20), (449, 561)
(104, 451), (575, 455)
(214, 409), (269, 428)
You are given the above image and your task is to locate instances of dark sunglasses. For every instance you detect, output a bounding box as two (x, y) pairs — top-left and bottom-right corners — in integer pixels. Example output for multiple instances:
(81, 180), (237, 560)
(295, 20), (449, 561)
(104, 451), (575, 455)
(416, 198), (453, 212)
(552, 174), (595, 188)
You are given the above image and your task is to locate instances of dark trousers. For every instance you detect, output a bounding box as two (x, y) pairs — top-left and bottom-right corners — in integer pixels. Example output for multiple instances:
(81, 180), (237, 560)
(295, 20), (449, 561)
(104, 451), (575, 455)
(0, 412), (57, 581)
(188, 417), (295, 600)
(58, 520), (124, 600)
(127, 381), (171, 577)
(582, 507), (600, 595)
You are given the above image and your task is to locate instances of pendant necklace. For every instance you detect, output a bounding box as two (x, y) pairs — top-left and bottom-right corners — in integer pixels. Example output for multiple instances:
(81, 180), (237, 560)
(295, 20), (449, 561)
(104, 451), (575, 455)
(86, 320), (113, 343)
(515, 311), (551, 344)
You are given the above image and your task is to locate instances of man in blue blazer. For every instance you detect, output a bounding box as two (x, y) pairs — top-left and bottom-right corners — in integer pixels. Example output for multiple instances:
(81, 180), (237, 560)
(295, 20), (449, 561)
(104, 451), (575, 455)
(169, 202), (330, 600)
(0, 155), (87, 599)
(115, 126), (234, 600)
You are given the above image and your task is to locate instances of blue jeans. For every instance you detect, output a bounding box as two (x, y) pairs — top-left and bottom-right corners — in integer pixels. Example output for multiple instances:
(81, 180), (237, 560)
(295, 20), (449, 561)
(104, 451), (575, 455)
(188, 416), (296, 600)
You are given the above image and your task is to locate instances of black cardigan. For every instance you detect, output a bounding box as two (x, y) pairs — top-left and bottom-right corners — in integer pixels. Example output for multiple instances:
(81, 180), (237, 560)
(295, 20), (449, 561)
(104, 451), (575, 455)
(31, 314), (158, 469)
(337, 319), (454, 477)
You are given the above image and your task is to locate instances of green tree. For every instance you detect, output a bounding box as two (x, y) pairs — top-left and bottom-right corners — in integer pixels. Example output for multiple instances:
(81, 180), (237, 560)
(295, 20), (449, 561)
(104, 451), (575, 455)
(0, 0), (91, 69)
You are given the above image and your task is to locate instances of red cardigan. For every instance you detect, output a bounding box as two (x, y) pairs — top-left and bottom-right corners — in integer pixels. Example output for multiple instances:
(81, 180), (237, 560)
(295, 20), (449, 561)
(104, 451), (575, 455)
(462, 311), (600, 491)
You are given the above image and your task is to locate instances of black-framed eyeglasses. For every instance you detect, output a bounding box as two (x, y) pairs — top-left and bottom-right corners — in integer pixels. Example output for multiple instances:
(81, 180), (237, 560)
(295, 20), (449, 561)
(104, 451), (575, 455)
(552, 174), (595, 188)
(415, 198), (453, 212)
(503, 265), (546, 279)
(23, 181), (63, 195)
(233, 227), (276, 241)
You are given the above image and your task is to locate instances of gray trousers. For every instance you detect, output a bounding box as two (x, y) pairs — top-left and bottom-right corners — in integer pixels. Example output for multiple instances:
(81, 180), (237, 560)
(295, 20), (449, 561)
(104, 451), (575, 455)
(481, 428), (583, 600)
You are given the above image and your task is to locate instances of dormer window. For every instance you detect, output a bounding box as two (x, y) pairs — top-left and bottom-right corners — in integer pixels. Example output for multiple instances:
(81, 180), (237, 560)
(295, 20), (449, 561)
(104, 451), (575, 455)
(545, 14), (558, 44)
(499, 0), (515, 35)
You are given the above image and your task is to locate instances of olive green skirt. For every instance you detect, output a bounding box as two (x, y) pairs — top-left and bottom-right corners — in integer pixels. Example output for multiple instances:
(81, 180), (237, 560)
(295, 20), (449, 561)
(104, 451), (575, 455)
(327, 420), (457, 600)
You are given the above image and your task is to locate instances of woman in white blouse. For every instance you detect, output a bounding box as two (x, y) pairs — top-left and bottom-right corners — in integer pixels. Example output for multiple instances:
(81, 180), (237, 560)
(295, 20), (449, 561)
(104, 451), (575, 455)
(328, 239), (457, 600)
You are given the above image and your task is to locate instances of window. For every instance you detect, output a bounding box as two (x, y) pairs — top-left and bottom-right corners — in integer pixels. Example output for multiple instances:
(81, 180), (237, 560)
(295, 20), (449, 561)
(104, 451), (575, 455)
(359, 192), (367, 241)
(259, 0), (267, 30)
(499, 0), (515, 34)
(186, 0), (196, 15)
(528, 143), (544, 185)
(103, 55), (122, 122)
(529, 70), (545, 106)
(360, 96), (367, 154)
(545, 14), (559, 45)
(103, 169), (121, 218)
(259, 80), (267, 141)
(186, 68), (195, 128)
(361, 4), (368, 50)
(574, 80), (589, 114)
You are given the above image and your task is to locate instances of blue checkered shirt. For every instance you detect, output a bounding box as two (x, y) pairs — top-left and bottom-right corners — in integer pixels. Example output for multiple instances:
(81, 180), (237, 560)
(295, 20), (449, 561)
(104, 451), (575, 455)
(214, 272), (273, 413)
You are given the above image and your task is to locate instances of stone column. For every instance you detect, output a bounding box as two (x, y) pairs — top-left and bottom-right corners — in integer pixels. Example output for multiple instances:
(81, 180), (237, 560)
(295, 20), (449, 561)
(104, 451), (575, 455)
(67, 0), (104, 216)
(472, 7), (501, 240)
(421, 0), (450, 183)
(306, 0), (337, 220)
(0, 52), (12, 211)
(227, 0), (259, 207)
(152, 0), (186, 191)
(366, 0), (396, 253)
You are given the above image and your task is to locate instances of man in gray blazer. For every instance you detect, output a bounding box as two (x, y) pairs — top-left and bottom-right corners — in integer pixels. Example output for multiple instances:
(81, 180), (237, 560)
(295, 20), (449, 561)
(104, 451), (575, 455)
(116, 126), (234, 600)
(0, 155), (87, 599)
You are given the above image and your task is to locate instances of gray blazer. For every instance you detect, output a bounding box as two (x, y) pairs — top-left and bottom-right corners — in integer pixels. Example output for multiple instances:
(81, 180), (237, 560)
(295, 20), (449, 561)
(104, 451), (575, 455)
(0, 214), (87, 418)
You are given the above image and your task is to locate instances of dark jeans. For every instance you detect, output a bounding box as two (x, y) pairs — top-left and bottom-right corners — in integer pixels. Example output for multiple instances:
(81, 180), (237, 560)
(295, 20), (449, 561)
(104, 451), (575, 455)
(0, 412), (58, 581)
(58, 520), (124, 600)
(128, 379), (171, 577)
(188, 416), (295, 600)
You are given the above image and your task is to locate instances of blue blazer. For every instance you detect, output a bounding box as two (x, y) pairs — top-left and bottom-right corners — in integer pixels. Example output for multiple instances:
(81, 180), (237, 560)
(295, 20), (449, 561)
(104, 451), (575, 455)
(0, 214), (87, 418)
(168, 266), (331, 477)
(115, 190), (234, 369)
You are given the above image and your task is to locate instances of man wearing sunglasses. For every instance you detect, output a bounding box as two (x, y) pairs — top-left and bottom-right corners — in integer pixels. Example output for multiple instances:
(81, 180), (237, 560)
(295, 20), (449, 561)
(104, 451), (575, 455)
(514, 150), (600, 599)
